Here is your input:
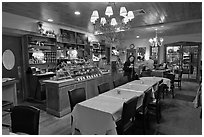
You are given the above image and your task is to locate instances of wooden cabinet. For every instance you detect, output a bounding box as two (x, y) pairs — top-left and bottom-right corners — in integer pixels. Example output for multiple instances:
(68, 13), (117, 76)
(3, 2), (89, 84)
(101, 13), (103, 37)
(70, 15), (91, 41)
(22, 34), (57, 100)
(56, 29), (90, 61)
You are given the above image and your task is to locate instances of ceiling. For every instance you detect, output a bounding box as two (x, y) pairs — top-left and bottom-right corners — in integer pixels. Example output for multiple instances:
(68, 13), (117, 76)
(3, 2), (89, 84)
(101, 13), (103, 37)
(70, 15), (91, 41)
(2, 2), (202, 39)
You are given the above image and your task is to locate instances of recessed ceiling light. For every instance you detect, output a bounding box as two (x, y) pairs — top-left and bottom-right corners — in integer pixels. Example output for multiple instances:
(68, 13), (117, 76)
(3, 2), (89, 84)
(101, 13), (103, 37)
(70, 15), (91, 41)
(136, 35), (140, 38)
(75, 11), (80, 15)
(47, 18), (53, 22)
(161, 25), (164, 27)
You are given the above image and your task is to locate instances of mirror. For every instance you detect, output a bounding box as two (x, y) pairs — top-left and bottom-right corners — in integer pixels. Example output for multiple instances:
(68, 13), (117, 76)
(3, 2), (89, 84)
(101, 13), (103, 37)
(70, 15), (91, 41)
(3, 49), (15, 70)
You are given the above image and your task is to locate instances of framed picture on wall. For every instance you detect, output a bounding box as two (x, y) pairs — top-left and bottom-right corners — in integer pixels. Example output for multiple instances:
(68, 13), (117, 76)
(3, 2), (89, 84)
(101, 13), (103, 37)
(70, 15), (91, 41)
(137, 47), (146, 60)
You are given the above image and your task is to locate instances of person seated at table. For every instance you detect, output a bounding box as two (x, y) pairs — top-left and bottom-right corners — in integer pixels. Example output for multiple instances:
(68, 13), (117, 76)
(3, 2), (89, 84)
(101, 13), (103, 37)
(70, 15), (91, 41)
(123, 55), (139, 82)
(143, 56), (154, 70)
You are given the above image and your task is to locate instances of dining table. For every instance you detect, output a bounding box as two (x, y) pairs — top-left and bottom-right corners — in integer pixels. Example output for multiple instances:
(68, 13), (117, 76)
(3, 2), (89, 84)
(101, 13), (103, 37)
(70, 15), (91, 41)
(71, 76), (170, 135)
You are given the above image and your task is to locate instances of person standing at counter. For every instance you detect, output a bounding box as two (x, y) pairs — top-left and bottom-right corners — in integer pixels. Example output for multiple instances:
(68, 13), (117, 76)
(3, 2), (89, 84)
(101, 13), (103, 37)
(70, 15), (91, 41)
(98, 57), (108, 70)
(123, 55), (138, 82)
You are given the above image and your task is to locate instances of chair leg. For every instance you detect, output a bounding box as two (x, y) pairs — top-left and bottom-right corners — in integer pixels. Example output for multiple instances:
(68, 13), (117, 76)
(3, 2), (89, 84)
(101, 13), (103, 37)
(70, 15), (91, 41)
(200, 108), (202, 119)
(172, 88), (175, 98)
(179, 82), (181, 90)
(156, 105), (161, 124)
(71, 115), (73, 126)
(143, 115), (146, 134)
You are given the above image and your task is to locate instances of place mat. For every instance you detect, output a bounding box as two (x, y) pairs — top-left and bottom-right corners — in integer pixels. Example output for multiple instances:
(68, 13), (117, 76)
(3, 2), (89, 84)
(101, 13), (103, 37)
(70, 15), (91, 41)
(174, 94), (195, 102)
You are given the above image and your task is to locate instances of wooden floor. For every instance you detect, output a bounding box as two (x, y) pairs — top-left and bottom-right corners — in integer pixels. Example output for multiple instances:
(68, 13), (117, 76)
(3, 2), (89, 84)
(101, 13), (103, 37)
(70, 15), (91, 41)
(2, 81), (201, 135)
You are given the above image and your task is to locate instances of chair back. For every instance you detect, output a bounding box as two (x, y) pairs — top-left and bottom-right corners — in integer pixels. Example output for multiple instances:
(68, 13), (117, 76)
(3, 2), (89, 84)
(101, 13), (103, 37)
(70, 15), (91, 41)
(164, 73), (175, 84)
(121, 97), (138, 130)
(154, 83), (165, 102)
(142, 89), (152, 113)
(11, 105), (40, 135)
(68, 88), (86, 111)
(98, 82), (110, 94)
(151, 71), (163, 77)
(141, 71), (151, 77)
(177, 70), (183, 80)
(121, 76), (129, 85)
(113, 79), (123, 88)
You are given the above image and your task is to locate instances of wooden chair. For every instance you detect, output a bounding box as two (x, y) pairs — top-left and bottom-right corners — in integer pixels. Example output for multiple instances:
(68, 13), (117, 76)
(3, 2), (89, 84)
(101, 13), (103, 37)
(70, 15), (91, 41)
(68, 87), (86, 131)
(5, 105), (40, 135)
(68, 87), (86, 111)
(98, 82), (110, 94)
(113, 79), (123, 88)
(135, 88), (152, 134)
(141, 71), (152, 77)
(148, 83), (165, 124)
(116, 97), (138, 135)
(174, 70), (183, 90)
(121, 76), (129, 85)
(164, 73), (175, 98)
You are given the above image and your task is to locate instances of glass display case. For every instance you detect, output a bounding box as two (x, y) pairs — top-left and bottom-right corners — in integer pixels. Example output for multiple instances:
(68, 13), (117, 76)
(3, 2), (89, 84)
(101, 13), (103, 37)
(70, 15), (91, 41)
(51, 59), (102, 81)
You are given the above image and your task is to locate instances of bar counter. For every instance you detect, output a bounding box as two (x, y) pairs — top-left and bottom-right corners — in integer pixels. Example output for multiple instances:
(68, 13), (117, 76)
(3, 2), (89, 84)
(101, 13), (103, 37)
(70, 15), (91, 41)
(43, 72), (114, 117)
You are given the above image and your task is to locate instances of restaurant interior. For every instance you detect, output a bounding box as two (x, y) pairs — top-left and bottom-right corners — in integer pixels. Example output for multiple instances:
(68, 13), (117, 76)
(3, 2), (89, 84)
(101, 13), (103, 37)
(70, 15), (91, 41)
(2, 1), (202, 135)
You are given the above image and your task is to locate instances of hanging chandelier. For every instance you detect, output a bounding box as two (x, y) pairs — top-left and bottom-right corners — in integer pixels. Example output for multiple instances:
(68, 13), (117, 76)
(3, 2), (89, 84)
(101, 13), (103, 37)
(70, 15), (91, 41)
(90, 2), (134, 35)
(149, 29), (164, 47)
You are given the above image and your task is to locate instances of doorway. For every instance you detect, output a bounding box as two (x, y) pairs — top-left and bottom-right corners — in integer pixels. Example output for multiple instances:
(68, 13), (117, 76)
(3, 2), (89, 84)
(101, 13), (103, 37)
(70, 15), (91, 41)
(165, 42), (201, 82)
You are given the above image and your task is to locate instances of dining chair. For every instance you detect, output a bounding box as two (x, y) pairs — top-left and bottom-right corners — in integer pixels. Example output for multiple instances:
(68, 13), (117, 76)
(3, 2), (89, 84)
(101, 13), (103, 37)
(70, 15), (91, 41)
(141, 70), (152, 77)
(98, 82), (110, 94)
(174, 70), (183, 90)
(164, 73), (175, 98)
(68, 87), (86, 131)
(151, 71), (163, 77)
(68, 87), (86, 111)
(121, 76), (129, 84)
(8, 105), (40, 135)
(113, 79), (123, 88)
(148, 83), (165, 124)
(116, 96), (138, 135)
(135, 88), (152, 134)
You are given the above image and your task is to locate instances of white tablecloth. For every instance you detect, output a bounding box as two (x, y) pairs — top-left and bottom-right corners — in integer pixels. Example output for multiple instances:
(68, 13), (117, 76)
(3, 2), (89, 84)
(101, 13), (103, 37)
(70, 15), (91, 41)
(140, 77), (171, 91)
(72, 95), (124, 135)
(71, 77), (162, 135)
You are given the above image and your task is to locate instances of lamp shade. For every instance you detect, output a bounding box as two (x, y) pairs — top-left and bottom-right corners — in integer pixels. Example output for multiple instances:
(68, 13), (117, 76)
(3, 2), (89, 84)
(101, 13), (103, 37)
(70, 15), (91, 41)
(100, 17), (106, 25)
(127, 11), (134, 21)
(110, 18), (117, 26)
(91, 10), (99, 19)
(120, 7), (127, 17)
(105, 6), (113, 17)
